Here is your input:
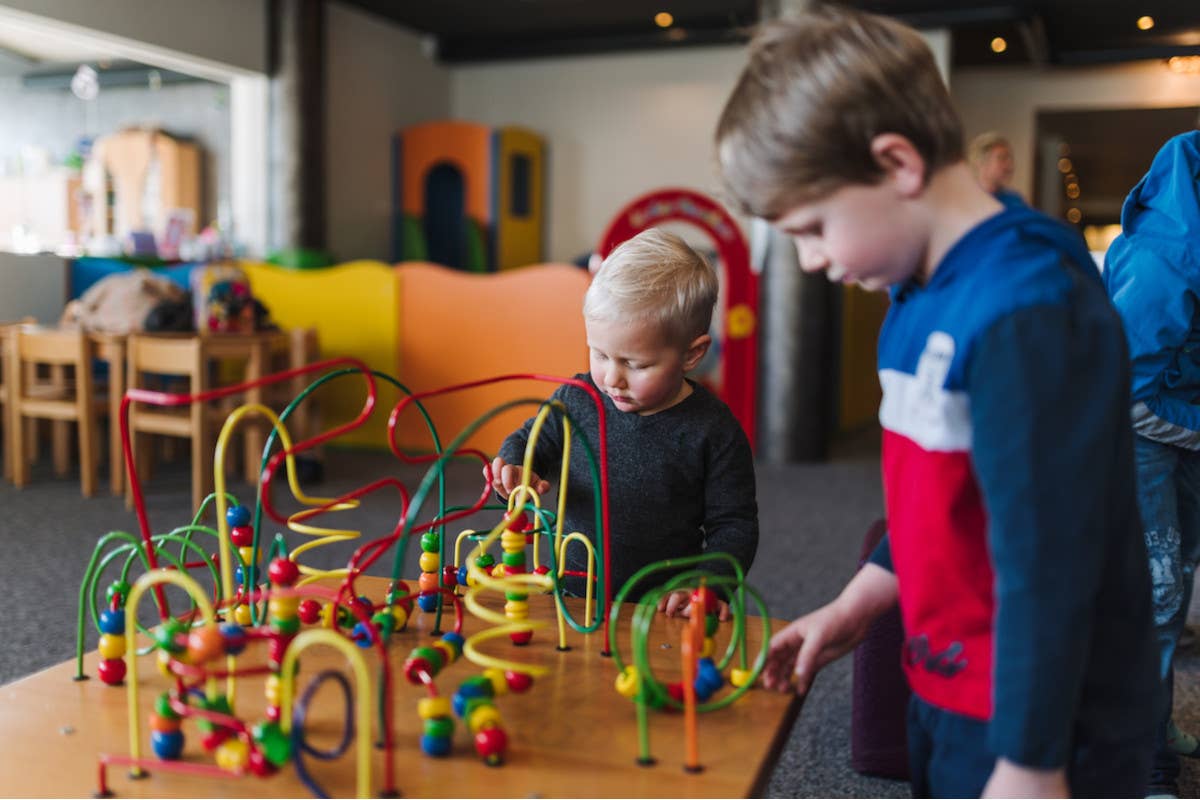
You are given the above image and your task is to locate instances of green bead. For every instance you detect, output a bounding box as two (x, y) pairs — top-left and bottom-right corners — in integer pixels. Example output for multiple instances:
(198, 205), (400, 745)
(463, 675), (494, 697)
(155, 692), (182, 719)
(705, 614), (719, 637)
(270, 616), (301, 636)
(474, 553), (495, 569)
(198, 694), (232, 732)
(424, 716), (454, 737)
(372, 610), (395, 637)
(106, 581), (131, 605)
(253, 720), (293, 767)
(155, 619), (186, 652)
(413, 646), (444, 672)
(420, 532), (441, 553)
(501, 551), (525, 567)
(504, 591), (528, 602)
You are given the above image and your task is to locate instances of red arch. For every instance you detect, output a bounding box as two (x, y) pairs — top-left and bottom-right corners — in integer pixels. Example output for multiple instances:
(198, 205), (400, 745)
(596, 188), (759, 448)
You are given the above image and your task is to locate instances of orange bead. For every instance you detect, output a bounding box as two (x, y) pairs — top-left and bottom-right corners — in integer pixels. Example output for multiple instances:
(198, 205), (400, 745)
(417, 572), (441, 593)
(186, 624), (225, 664)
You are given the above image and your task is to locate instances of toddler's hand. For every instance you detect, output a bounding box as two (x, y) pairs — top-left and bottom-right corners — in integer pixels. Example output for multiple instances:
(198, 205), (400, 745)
(656, 591), (732, 621)
(486, 456), (550, 500)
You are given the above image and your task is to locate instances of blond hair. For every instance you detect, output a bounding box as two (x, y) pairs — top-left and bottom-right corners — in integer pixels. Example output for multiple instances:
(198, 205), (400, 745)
(584, 228), (717, 347)
(967, 131), (1012, 167)
(715, 7), (963, 220)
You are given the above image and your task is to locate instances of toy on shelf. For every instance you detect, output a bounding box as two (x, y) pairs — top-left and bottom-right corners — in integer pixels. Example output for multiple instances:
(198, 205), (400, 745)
(607, 554), (770, 772)
(75, 360), (630, 796)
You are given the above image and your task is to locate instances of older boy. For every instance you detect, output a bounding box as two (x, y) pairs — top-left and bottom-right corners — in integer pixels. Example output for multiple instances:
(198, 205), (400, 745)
(488, 228), (758, 616)
(716, 8), (1157, 798)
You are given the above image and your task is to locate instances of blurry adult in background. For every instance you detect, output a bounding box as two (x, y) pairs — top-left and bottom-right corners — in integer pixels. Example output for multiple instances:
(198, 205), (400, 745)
(968, 132), (1026, 209)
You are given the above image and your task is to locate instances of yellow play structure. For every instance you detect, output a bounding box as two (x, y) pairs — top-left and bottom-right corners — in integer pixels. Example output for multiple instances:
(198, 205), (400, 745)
(241, 259), (589, 452)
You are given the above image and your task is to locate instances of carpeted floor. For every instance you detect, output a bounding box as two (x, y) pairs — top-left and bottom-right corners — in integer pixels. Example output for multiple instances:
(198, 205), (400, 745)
(2, 429), (1198, 797)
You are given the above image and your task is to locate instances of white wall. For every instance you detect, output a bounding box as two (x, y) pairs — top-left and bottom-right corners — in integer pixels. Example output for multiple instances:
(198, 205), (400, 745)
(451, 45), (748, 262)
(952, 61), (1200, 202)
(0, 0), (267, 76)
(325, 2), (450, 261)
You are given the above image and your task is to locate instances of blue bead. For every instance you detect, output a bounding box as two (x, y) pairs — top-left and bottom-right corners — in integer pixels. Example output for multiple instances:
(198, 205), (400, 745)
(151, 729), (185, 760)
(226, 504), (251, 528)
(219, 623), (247, 655)
(420, 733), (452, 757)
(441, 631), (464, 656)
(694, 658), (724, 699)
(452, 691), (468, 718)
(457, 681), (488, 699)
(457, 566), (469, 586)
(352, 621), (374, 648)
(234, 565), (245, 585)
(417, 594), (439, 613)
(98, 609), (125, 635)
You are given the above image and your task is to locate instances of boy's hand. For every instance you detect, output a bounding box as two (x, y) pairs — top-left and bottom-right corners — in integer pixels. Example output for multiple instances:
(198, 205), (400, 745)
(764, 563), (897, 696)
(656, 591), (732, 621)
(486, 456), (550, 500)
(982, 759), (1068, 798)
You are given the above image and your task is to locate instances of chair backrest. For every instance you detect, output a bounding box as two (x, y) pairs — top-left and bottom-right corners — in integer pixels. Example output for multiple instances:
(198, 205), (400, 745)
(15, 327), (89, 367)
(127, 334), (204, 378)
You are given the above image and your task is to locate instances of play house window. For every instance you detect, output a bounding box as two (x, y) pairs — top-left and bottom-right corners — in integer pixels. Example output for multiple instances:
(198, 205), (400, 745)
(510, 154), (531, 218)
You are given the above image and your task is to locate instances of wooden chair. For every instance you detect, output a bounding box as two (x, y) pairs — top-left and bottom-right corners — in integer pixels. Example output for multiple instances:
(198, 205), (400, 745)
(6, 326), (105, 497)
(0, 317), (35, 481)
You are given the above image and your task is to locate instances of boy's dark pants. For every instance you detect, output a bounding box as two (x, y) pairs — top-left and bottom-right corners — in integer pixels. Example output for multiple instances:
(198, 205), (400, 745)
(906, 696), (1151, 798)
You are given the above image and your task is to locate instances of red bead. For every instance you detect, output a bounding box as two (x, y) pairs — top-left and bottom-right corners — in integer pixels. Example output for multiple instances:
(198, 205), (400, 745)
(404, 657), (433, 685)
(504, 670), (533, 693)
(248, 747), (277, 777)
(265, 704), (281, 722)
(504, 564), (525, 576)
(230, 525), (255, 547)
(534, 565), (550, 576)
(441, 565), (458, 587)
(268, 635), (292, 667)
(297, 599), (321, 624)
(509, 630), (533, 646)
(201, 730), (231, 752)
(474, 726), (508, 762)
(667, 681), (685, 704)
(268, 558), (300, 587)
(97, 657), (126, 685)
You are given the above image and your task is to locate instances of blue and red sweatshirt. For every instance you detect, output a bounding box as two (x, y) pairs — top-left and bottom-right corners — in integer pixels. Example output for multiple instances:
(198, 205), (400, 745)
(870, 205), (1158, 768)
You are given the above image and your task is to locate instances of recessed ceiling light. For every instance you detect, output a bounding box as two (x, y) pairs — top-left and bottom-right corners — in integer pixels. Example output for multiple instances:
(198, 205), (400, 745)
(1137, 16), (1155, 31)
(655, 12), (674, 28)
(990, 37), (1007, 54)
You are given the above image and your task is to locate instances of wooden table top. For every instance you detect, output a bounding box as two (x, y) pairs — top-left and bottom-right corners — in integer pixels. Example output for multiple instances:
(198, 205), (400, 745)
(0, 577), (801, 798)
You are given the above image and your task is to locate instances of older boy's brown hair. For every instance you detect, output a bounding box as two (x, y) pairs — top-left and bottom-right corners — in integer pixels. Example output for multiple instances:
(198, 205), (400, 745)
(715, 7), (964, 220)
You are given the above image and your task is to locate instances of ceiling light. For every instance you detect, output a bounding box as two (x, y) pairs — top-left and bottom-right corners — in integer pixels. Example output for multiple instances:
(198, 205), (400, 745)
(1058, 157), (1073, 173)
(655, 12), (674, 28)
(990, 36), (1007, 53)
(1137, 16), (1155, 31)
(1066, 208), (1082, 224)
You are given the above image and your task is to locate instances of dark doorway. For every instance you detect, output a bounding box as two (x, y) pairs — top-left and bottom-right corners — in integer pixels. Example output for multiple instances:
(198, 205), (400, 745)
(425, 162), (466, 269)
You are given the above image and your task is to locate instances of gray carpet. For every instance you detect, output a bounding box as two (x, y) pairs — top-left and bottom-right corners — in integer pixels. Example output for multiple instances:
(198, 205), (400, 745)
(2, 430), (1198, 797)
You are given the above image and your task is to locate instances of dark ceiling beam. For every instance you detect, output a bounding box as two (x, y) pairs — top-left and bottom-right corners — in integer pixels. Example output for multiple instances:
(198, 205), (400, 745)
(872, 3), (1029, 29)
(436, 26), (751, 63)
(1056, 42), (1200, 66)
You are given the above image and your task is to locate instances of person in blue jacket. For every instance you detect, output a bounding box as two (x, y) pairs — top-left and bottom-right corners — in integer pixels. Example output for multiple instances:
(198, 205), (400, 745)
(1105, 129), (1200, 797)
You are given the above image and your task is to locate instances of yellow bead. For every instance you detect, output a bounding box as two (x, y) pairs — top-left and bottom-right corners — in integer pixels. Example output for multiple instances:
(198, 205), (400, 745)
(265, 674), (282, 706)
(615, 665), (640, 698)
(156, 648), (175, 678)
(418, 552), (440, 573)
(504, 600), (528, 619)
(432, 640), (457, 664)
(238, 546), (260, 565)
(418, 696), (452, 720)
(215, 737), (250, 772)
(491, 564), (506, 578)
(501, 530), (525, 552)
(699, 637), (715, 659)
(391, 606), (409, 630)
(730, 668), (754, 689)
(467, 704), (503, 734)
(234, 604), (253, 626)
(269, 596), (299, 618)
(483, 668), (508, 696)
(319, 603), (335, 627)
(98, 633), (126, 660)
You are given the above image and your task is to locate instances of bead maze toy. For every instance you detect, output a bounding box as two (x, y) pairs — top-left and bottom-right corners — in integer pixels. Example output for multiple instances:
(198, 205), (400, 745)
(607, 554), (770, 773)
(69, 355), (770, 797)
